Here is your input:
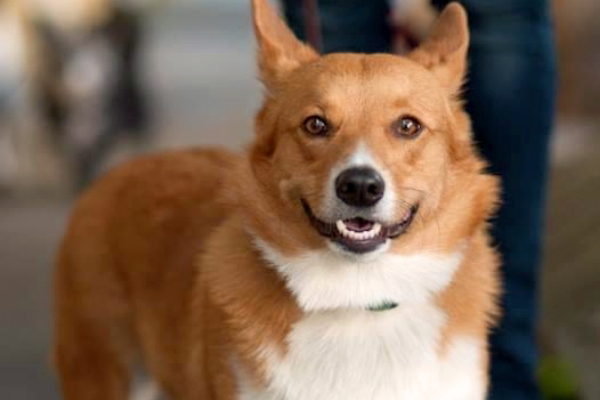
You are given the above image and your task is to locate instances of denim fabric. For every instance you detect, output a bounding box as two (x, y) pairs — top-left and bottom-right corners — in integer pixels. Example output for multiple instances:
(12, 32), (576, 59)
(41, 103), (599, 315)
(280, 1), (557, 399)
(282, 0), (393, 53)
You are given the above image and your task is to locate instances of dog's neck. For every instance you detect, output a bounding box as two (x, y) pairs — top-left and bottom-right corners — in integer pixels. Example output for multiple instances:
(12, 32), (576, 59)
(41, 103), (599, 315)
(251, 234), (466, 313)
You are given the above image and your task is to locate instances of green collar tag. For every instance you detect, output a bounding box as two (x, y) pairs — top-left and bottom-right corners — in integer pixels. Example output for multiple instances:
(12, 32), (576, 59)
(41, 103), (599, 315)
(367, 301), (399, 312)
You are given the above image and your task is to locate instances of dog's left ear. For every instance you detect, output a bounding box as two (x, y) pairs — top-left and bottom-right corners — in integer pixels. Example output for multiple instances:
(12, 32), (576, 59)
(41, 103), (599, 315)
(409, 2), (469, 95)
(251, 0), (318, 89)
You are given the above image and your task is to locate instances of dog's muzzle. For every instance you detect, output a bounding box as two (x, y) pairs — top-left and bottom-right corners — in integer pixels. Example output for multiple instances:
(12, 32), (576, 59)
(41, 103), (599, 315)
(301, 199), (418, 254)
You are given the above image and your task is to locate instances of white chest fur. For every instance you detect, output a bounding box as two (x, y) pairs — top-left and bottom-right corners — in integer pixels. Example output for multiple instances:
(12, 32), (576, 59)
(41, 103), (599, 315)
(254, 241), (465, 313)
(236, 304), (485, 400)
(239, 240), (484, 399)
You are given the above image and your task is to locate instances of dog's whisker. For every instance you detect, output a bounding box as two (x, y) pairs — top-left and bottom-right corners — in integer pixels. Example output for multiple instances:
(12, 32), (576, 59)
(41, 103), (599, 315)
(396, 198), (414, 209)
(396, 186), (428, 195)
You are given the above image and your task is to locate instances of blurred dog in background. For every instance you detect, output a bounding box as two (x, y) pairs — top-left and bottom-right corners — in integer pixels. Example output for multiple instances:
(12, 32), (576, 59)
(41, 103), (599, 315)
(0, 0), (152, 193)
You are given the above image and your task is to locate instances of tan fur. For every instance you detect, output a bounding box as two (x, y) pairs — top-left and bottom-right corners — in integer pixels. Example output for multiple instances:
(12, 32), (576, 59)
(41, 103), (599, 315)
(23, 0), (113, 31)
(53, 1), (500, 399)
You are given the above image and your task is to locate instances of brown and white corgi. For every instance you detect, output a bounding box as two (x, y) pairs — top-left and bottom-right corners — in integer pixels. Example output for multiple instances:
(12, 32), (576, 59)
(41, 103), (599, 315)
(53, 1), (500, 399)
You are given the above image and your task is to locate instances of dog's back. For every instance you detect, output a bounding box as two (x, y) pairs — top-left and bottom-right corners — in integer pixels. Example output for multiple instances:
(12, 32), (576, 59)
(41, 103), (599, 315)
(53, 148), (239, 399)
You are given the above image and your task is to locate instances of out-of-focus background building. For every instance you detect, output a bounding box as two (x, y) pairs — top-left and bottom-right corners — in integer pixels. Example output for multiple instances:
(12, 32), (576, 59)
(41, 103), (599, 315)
(0, 0), (597, 399)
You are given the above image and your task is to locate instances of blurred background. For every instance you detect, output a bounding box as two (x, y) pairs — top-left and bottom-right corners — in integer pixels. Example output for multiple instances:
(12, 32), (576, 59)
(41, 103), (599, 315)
(0, 0), (597, 398)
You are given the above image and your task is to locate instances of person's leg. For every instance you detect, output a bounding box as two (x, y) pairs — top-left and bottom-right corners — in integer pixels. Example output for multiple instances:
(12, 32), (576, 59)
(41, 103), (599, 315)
(280, 0), (392, 53)
(430, 0), (557, 398)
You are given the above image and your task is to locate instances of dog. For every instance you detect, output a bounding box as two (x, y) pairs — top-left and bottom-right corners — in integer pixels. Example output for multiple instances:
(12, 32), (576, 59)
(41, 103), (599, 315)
(0, 0), (148, 192)
(29, 0), (149, 187)
(53, 1), (501, 399)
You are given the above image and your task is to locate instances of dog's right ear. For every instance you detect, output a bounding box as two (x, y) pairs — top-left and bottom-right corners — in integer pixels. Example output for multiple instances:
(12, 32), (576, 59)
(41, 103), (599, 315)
(408, 2), (469, 96)
(251, 0), (318, 89)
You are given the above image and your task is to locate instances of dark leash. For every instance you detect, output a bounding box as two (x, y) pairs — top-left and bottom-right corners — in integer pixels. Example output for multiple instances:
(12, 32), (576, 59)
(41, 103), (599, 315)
(302, 0), (323, 52)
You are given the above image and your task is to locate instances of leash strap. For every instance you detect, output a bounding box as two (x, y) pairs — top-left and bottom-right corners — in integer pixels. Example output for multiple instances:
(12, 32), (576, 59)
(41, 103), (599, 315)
(301, 0), (322, 52)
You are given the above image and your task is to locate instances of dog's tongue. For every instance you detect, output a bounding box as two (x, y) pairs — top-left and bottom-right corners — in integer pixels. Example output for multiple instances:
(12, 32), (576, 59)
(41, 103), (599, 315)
(344, 218), (374, 232)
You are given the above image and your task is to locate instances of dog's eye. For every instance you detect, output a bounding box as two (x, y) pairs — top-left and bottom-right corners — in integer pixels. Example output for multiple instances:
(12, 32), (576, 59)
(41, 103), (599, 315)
(303, 116), (329, 136)
(393, 116), (423, 139)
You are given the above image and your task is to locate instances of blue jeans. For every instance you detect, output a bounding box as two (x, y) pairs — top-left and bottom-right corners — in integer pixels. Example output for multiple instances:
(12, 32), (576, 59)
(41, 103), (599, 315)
(281, 1), (557, 399)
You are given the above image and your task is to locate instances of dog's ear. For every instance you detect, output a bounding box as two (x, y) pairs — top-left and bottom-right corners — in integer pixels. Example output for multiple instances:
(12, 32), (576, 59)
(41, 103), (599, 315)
(409, 2), (469, 95)
(251, 0), (318, 89)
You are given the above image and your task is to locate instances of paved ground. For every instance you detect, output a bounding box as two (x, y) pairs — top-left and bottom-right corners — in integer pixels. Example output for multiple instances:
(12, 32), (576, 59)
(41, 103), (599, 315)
(541, 120), (600, 400)
(0, 200), (69, 400)
(0, 2), (599, 399)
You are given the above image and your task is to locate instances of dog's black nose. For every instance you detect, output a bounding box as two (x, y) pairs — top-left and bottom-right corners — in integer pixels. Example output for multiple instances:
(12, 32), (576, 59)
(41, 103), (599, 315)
(335, 167), (385, 207)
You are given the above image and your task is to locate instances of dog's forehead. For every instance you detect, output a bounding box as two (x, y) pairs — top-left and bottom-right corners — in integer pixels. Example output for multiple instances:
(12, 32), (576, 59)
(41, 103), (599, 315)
(297, 53), (446, 112)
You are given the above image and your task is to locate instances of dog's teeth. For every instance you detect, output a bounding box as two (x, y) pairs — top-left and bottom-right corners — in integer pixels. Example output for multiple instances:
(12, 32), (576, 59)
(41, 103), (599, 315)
(336, 220), (353, 239)
(336, 220), (382, 241)
(373, 223), (382, 235)
(348, 231), (359, 240)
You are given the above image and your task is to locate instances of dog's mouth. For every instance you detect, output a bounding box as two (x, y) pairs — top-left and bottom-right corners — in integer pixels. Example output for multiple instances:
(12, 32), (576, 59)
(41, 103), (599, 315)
(301, 200), (419, 254)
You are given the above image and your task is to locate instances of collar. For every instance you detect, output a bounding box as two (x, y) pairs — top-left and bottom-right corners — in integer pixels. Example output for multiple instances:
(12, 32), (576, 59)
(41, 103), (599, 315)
(367, 301), (398, 312)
